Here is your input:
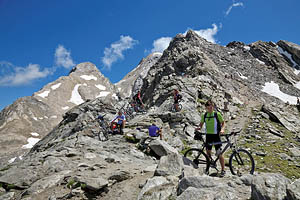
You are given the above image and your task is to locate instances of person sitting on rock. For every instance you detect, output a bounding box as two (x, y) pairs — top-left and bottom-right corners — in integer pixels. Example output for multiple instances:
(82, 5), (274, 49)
(111, 111), (126, 134)
(148, 123), (162, 140)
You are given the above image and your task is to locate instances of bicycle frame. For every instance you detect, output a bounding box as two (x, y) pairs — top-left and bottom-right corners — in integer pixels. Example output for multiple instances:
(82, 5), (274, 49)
(197, 131), (239, 169)
(206, 140), (232, 168)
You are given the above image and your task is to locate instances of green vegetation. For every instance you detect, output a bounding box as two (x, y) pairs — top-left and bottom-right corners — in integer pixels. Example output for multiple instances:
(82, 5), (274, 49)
(67, 178), (81, 189)
(67, 179), (76, 189)
(179, 139), (191, 155)
(81, 183), (87, 189)
(238, 111), (300, 180)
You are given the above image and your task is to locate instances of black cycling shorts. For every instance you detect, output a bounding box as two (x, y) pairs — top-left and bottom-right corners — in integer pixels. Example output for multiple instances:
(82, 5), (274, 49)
(205, 134), (222, 150)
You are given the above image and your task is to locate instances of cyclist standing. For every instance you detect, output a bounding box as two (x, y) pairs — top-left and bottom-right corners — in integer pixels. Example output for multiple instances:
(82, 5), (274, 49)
(196, 100), (226, 177)
(173, 89), (182, 112)
(133, 91), (144, 111)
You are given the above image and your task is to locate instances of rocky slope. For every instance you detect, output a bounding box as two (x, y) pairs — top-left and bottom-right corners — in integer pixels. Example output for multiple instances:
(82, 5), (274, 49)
(115, 52), (162, 98)
(0, 62), (119, 166)
(0, 30), (300, 199)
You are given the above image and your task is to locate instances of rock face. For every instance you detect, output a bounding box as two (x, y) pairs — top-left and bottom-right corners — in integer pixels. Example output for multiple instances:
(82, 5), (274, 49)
(115, 52), (162, 98)
(0, 30), (300, 199)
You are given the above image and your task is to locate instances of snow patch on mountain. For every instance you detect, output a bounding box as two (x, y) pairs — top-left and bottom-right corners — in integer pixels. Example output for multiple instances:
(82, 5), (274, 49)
(62, 106), (69, 110)
(22, 137), (41, 149)
(69, 84), (84, 105)
(31, 132), (39, 137)
(256, 58), (265, 65)
(80, 75), (97, 81)
(262, 81), (297, 104)
(37, 90), (50, 98)
(95, 84), (106, 90)
(96, 91), (110, 98)
(278, 46), (299, 74)
(51, 83), (62, 90)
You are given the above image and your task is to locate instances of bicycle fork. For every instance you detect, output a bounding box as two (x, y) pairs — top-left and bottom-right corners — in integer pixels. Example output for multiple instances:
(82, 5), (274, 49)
(233, 150), (244, 165)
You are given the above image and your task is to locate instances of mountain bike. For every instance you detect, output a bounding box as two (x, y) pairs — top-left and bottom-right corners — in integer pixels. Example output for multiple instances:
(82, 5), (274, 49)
(184, 129), (255, 176)
(131, 101), (146, 114)
(96, 115), (111, 141)
(170, 100), (182, 112)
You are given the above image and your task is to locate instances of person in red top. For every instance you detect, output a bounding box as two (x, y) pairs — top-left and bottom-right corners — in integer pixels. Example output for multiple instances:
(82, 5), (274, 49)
(133, 91), (144, 110)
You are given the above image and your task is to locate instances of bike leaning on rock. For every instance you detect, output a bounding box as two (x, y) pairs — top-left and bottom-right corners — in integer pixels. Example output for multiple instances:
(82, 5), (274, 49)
(184, 129), (255, 176)
(95, 115), (111, 141)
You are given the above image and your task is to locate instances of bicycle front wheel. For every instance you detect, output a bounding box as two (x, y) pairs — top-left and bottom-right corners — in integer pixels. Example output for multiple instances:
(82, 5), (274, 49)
(98, 129), (109, 141)
(184, 148), (210, 173)
(229, 149), (255, 176)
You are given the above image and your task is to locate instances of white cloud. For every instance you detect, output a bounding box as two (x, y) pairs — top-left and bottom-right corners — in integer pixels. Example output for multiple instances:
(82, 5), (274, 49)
(225, 2), (244, 16)
(192, 24), (219, 44)
(0, 63), (51, 86)
(151, 37), (172, 53)
(149, 24), (220, 54)
(55, 45), (76, 69)
(101, 35), (138, 70)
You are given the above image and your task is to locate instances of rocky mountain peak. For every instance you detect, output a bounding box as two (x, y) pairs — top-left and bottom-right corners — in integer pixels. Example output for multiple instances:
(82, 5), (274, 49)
(277, 40), (300, 68)
(1, 31), (300, 199)
(69, 62), (102, 76)
(115, 52), (162, 98)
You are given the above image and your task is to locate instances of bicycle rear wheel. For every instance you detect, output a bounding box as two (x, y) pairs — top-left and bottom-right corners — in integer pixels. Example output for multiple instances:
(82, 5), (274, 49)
(184, 148), (210, 173)
(178, 104), (182, 111)
(229, 149), (255, 176)
(98, 129), (109, 141)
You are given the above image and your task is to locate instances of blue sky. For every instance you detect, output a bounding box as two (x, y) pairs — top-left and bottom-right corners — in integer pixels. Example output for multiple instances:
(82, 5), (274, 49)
(0, 0), (300, 111)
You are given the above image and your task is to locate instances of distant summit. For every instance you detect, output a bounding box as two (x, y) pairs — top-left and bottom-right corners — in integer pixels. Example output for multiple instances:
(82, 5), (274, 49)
(0, 62), (118, 164)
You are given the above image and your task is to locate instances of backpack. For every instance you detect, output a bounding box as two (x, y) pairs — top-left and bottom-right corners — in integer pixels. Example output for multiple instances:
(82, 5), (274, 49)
(204, 112), (221, 134)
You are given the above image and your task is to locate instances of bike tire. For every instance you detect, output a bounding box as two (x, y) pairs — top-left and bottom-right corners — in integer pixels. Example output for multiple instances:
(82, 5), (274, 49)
(98, 129), (109, 141)
(171, 104), (182, 112)
(229, 149), (255, 176)
(184, 148), (210, 173)
(178, 104), (182, 111)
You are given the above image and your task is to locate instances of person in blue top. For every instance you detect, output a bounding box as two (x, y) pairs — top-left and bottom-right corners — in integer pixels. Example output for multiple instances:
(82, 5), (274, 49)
(111, 111), (126, 134)
(148, 123), (163, 140)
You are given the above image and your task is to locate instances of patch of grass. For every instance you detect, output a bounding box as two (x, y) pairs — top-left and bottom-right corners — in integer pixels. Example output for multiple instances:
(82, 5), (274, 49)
(179, 139), (191, 155)
(66, 179), (81, 189)
(238, 116), (300, 180)
(80, 183), (87, 189)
